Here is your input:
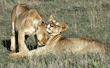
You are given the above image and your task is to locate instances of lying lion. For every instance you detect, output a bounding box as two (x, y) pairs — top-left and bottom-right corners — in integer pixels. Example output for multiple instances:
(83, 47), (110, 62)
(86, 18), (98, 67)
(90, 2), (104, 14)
(9, 14), (109, 59)
(11, 4), (50, 52)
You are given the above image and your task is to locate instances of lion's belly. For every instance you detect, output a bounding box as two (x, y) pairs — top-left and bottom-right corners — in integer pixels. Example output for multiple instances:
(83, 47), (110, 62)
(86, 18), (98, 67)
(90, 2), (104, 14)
(25, 27), (36, 36)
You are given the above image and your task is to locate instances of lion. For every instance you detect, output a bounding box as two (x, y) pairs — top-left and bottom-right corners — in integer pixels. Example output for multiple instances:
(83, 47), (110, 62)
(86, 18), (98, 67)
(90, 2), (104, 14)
(11, 4), (50, 52)
(9, 14), (109, 59)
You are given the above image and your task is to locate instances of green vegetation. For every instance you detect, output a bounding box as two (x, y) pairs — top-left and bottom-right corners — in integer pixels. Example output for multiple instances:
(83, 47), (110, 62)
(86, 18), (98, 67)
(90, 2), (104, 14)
(0, 0), (110, 68)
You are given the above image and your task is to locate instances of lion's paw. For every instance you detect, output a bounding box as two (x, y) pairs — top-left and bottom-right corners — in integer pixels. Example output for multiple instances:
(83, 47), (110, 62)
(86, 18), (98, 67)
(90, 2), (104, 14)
(8, 53), (20, 59)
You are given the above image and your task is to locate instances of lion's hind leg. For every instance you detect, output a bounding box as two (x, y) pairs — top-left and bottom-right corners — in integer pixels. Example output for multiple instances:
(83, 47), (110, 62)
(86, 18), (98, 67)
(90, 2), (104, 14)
(11, 7), (16, 51)
(11, 21), (16, 51)
(11, 35), (15, 51)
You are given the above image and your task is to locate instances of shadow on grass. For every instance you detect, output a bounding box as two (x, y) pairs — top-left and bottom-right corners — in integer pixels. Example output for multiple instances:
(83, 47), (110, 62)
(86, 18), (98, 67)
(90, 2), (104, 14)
(1, 31), (39, 52)
(2, 40), (11, 51)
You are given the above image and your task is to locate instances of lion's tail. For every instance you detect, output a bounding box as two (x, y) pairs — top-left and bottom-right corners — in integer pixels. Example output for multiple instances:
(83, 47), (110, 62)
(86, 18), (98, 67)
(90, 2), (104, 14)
(11, 6), (17, 51)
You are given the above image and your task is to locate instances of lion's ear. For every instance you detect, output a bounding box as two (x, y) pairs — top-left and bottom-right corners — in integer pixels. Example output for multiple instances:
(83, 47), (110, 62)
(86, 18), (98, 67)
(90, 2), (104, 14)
(50, 14), (54, 19)
(49, 14), (55, 22)
(61, 23), (68, 31)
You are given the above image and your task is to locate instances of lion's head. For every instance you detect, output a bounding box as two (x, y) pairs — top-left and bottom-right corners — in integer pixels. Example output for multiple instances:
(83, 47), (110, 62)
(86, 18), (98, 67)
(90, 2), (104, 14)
(36, 20), (50, 45)
(46, 14), (68, 36)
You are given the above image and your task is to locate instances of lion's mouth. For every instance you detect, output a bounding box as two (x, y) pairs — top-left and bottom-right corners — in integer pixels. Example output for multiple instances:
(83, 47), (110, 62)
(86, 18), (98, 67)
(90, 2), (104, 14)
(46, 28), (52, 34)
(47, 31), (52, 34)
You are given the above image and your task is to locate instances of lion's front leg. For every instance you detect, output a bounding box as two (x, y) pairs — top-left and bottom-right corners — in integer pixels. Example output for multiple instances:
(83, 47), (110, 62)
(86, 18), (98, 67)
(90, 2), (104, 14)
(9, 46), (48, 59)
(28, 46), (48, 56)
(9, 51), (29, 59)
(9, 52), (22, 59)
(18, 31), (29, 52)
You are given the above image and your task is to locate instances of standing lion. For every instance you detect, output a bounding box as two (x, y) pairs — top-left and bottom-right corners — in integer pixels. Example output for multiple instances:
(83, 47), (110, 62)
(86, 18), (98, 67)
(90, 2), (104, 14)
(11, 4), (50, 52)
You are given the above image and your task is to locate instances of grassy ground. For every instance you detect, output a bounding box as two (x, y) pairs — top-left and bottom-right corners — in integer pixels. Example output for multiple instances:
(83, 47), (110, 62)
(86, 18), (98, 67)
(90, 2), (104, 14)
(0, 0), (110, 68)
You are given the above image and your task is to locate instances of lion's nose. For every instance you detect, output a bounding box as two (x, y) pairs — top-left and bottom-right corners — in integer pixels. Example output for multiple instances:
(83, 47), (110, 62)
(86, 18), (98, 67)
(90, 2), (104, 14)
(43, 42), (45, 44)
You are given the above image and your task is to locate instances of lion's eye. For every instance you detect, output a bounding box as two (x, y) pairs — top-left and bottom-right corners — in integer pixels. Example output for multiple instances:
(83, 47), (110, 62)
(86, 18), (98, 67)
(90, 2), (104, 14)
(50, 24), (53, 27)
(57, 25), (59, 27)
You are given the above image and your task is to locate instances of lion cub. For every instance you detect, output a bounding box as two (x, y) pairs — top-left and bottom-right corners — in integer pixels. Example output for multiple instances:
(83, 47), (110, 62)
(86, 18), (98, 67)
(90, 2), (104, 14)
(11, 4), (50, 52)
(9, 14), (109, 59)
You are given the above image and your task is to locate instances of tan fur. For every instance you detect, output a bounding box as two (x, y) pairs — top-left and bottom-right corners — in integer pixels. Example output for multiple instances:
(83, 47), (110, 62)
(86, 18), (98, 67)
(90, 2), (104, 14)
(9, 14), (109, 59)
(11, 4), (50, 52)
